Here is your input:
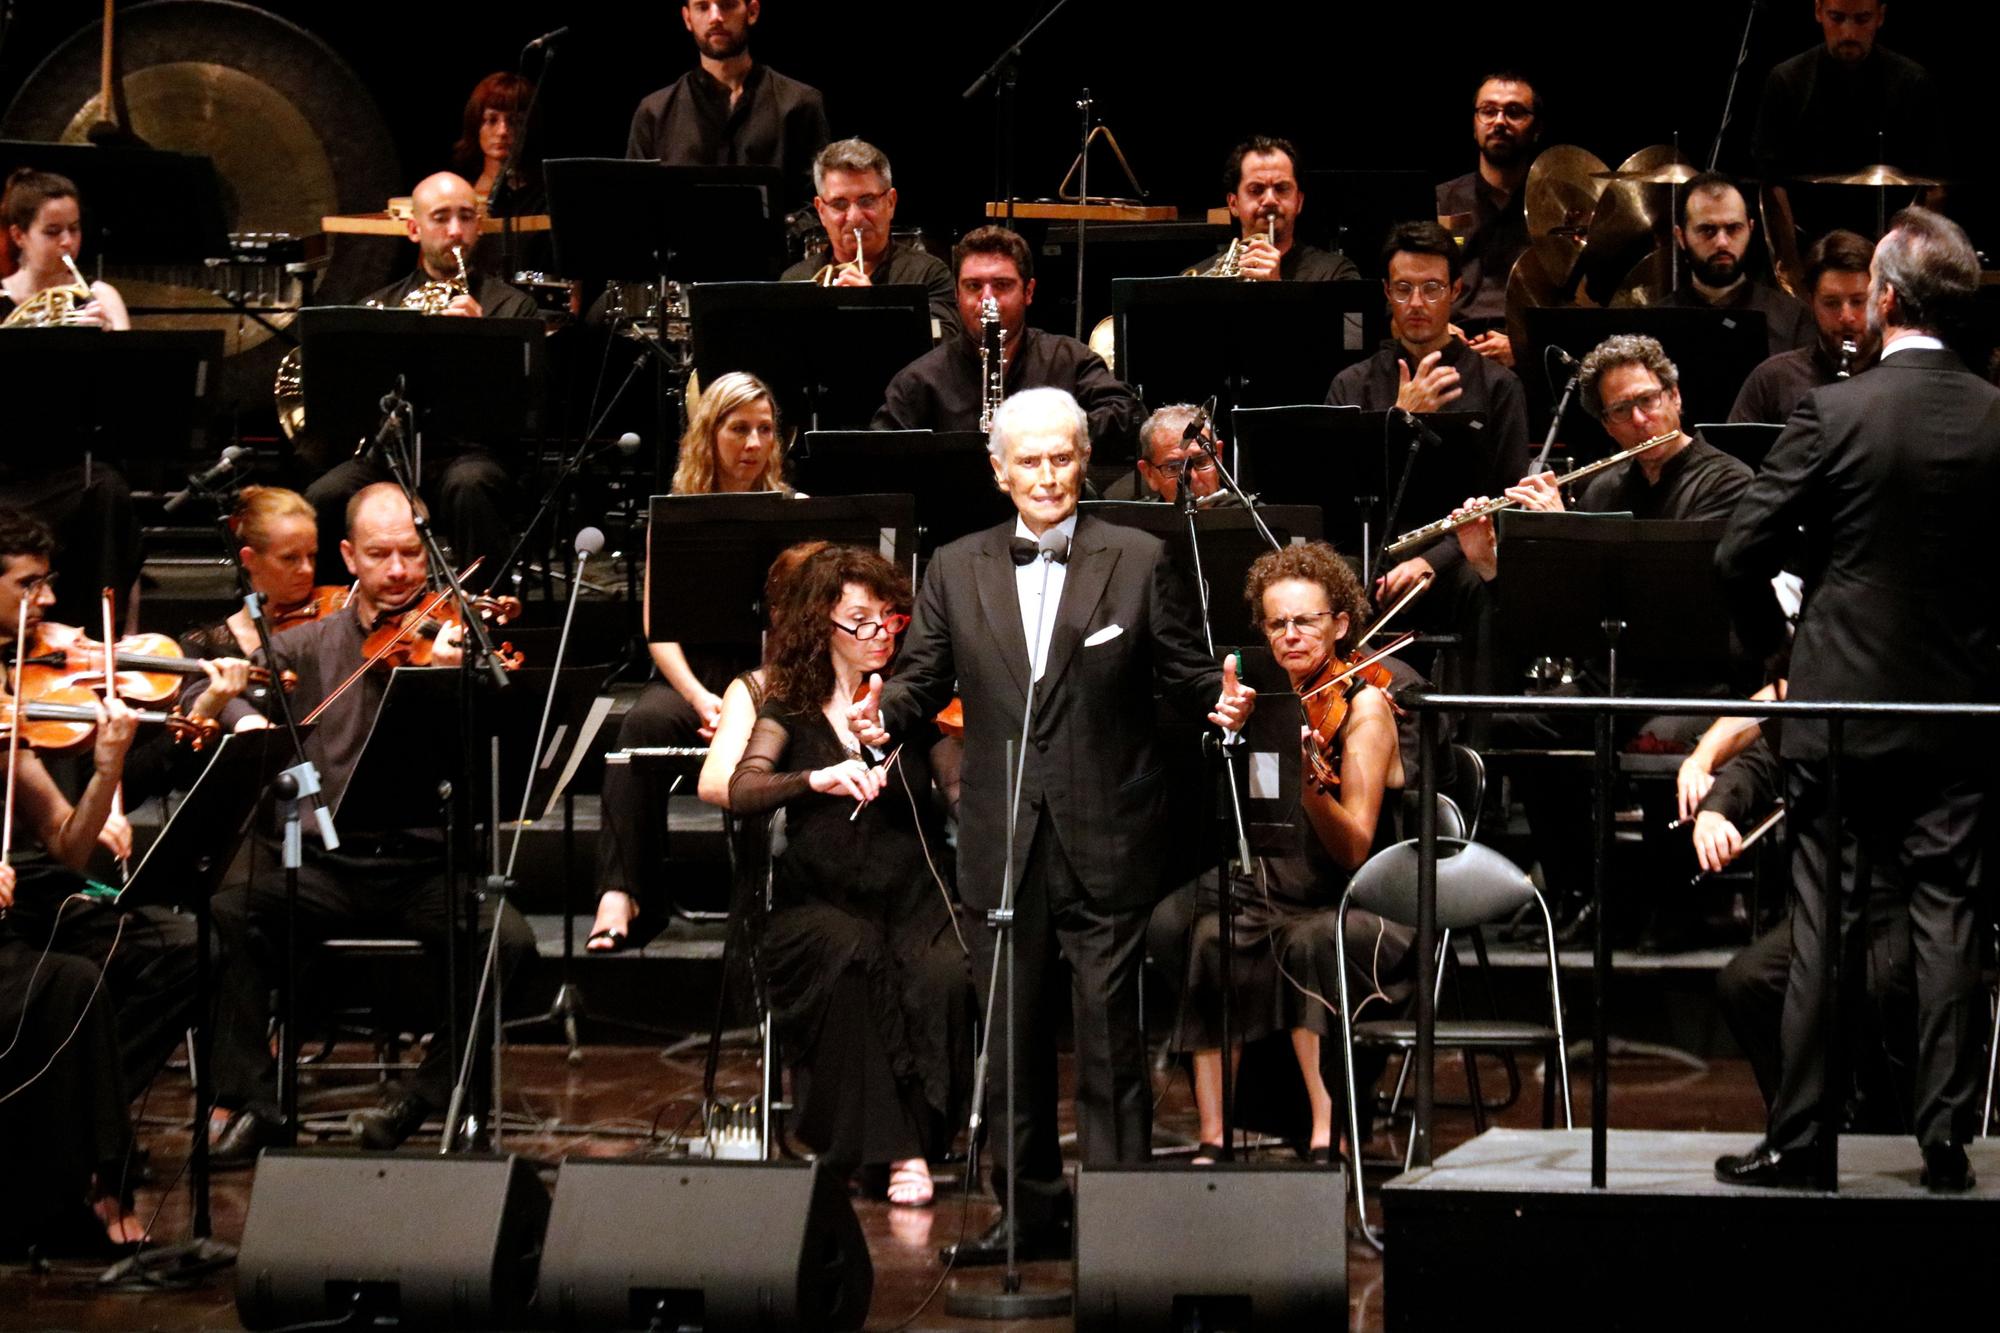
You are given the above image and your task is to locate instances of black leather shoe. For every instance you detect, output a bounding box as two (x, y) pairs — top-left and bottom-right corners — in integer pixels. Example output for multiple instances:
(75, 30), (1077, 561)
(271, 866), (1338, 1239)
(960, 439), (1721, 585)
(350, 1096), (431, 1151)
(210, 1108), (284, 1170)
(939, 1213), (1073, 1267)
(1713, 1142), (1812, 1189)
(1921, 1142), (1975, 1193)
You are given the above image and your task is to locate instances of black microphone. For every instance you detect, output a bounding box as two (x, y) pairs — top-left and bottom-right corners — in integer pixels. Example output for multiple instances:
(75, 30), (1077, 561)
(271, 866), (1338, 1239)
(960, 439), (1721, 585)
(1394, 406), (1444, 448)
(523, 25), (568, 53)
(1180, 395), (1219, 445)
(163, 445), (252, 514)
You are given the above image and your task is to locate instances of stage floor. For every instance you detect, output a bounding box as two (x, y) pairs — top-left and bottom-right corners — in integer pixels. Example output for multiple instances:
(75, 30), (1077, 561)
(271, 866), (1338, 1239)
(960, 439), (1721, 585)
(0, 1043), (1768, 1332)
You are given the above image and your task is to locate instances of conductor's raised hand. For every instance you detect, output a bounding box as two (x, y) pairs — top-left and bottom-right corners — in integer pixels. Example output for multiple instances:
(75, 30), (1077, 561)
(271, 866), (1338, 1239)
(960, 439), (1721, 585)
(1209, 653), (1257, 731)
(847, 673), (890, 747)
(809, 758), (886, 806)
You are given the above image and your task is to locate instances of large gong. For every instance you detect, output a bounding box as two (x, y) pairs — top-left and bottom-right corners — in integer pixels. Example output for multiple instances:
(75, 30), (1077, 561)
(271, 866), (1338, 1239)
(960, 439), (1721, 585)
(1, 0), (400, 408)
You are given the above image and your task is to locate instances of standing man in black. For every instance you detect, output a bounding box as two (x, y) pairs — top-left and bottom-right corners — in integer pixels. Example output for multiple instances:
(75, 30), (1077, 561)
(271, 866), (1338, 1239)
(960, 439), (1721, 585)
(850, 387), (1255, 1260)
(625, 0), (830, 210)
(1716, 208), (1998, 1192)
(1436, 70), (1543, 367)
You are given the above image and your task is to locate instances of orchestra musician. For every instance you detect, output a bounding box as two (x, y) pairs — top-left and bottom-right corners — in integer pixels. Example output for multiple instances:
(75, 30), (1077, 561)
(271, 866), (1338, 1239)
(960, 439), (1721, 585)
(625, 0), (830, 209)
(302, 172), (537, 594)
(873, 226), (1144, 459)
(778, 138), (955, 339)
(1663, 173), (1816, 361)
(1729, 229), (1878, 423)
(182, 485), (337, 661)
(588, 372), (797, 952)
(1101, 404), (1230, 506)
(453, 71), (540, 213)
(205, 484), (537, 1162)
(1437, 70), (1544, 366)
(724, 544), (972, 1207)
(1716, 208), (1997, 1192)
(1149, 541), (1413, 1164)
(694, 540), (827, 808)
(1188, 137), (1359, 282)
(1, 169), (143, 631)
(849, 387), (1255, 1262)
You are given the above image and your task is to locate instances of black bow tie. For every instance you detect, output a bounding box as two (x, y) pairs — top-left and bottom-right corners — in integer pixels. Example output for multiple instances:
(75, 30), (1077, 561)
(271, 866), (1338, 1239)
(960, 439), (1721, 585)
(1011, 534), (1071, 566)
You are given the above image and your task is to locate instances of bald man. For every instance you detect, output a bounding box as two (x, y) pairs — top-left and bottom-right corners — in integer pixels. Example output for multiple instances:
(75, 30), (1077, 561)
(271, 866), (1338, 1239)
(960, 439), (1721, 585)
(303, 173), (538, 589)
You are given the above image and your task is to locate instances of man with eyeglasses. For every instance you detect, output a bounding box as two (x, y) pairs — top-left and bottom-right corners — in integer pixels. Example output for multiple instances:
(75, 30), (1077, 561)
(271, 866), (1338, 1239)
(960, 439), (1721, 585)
(779, 138), (954, 340)
(1436, 71), (1543, 367)
(1102, 403), (1233, 506)
(1186, 136), (1358, 282)
(1662, 173), (1816, 361)
(625, 0), (830, 209)
(1327, 221), (1529, 608)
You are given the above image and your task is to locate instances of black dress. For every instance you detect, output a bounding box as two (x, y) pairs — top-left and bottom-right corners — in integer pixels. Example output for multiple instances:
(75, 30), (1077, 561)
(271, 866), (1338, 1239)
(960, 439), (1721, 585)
(727, 701), (972, 1168)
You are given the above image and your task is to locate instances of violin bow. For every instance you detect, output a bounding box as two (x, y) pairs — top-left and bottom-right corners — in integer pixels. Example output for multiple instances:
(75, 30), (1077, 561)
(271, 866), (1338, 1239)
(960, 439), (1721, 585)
(2, 594), (26, 892)
(1354, 568), (1434, 654)
(100, 587), (130, 884)
(1297, 631), (1421, 705)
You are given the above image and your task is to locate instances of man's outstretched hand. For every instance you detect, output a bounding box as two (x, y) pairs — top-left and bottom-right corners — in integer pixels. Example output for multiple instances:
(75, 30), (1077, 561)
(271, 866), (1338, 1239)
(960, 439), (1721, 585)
(1209, 653), (1257, 731)
(847, 673), (890, 747)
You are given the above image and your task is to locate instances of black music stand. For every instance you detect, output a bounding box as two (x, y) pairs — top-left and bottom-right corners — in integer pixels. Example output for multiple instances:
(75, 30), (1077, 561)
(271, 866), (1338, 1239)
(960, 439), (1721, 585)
(1081, 500), (1321, 639)
(646, 493), (916, 651)
(543, 158), (784, 290)
(1112, 277), (1385, 415)
(1696, 421), (1784, 472)
(1520, 308), (1769, 459)
(687, 283), (932, 432)
(0, 140), (232, 264)
(1300, 168), (1436, 270)
(794, 430), (1010, 557)
(1, 328), (225, 466)
(298, 309), (545, 450)
(105, 729), (306, 1279)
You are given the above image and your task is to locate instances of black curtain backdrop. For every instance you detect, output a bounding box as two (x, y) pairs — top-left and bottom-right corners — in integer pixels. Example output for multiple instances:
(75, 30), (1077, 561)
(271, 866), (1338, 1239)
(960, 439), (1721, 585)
(0, 1), (1988, 269)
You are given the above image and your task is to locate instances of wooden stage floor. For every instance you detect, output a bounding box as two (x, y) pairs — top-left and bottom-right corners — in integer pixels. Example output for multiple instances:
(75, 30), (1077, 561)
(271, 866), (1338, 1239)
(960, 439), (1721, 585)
(0, 1041), (1769, 1332)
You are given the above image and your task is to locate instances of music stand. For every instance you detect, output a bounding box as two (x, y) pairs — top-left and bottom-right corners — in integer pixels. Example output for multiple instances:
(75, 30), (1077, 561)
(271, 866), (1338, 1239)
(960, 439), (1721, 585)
(1520, 308), (1769, 460)
(1112, 277), (1386, 416)
(0, 140), (232, 264)
(646, 493), (916, 652)
(1081, 500), (1321, 640)
(793, 430), (1011, 557)
(109, 729), (308, 1272)
(1695, 422), (1784, 472)
(687, 283), (932, 432)
(298, 308), (545, 449)
(1494, 512), (1733, 690)
(1, 328), (225, 467)
(543, 159), (784, 291)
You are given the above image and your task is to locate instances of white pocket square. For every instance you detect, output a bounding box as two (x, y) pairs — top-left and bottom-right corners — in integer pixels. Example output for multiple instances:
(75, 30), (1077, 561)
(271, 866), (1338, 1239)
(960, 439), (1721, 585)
(1084, 624), (1124, 647)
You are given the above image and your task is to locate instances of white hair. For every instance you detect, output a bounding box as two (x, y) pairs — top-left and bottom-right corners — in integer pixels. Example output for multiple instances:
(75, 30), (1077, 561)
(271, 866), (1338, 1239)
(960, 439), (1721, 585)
(987, 387), (1090, 460)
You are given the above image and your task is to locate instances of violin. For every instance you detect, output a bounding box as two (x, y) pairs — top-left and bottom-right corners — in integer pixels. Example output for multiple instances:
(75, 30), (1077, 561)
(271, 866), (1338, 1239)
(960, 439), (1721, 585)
(359, 587), (524, 671)
(268, 585), (354, 632)
(25, 622), (295, 703)
(1295, 569), (1432, 793)
(0, 678), (219, 751)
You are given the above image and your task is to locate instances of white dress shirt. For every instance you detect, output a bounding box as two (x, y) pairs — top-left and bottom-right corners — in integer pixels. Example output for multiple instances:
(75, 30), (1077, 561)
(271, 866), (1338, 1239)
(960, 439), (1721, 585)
(1013, 511), (1078, 682)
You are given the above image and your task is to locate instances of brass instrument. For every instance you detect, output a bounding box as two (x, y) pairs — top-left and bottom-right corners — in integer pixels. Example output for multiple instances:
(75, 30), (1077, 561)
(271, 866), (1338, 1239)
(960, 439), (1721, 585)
(814, 228), (867, 286)
(1383, 430), (1680, 558)
(1182, 211), (1276, 279)
(1, 254), (100, 328)
(1836, 338), (1858, 380)
(399, 244), (471, 314)
(977, 295), (1004, 433)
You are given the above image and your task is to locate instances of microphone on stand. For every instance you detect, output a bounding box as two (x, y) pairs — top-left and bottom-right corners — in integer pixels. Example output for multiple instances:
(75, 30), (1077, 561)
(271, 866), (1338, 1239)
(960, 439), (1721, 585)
(163, 445), (252, 514)
(615, 432), (642, 457)
(522, 25), (568, 53)
(1394, 406), (1444, 449)
(575, 525), (605, 558)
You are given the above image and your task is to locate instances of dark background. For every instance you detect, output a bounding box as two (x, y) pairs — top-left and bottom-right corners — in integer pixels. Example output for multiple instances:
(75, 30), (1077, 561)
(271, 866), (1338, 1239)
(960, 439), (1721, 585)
(0, 0), (1989, 264)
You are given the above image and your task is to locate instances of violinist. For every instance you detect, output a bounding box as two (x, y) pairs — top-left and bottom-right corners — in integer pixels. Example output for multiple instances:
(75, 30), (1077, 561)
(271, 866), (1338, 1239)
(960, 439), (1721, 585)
(1148, 540), (1414, 1164)
(183, 484), (341, 661)
(0, 510), (213, 1135)
(205, 483), (537, 1162)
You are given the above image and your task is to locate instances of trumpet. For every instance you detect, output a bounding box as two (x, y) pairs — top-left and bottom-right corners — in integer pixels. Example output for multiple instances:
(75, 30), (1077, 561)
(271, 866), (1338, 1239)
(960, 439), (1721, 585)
(1835, 337), (1858, 380)
(1383, 430), (1681, 558)
(814, 228), (868, 286)
(2, 253), (100, 328)
(977, 295), (1004, 433)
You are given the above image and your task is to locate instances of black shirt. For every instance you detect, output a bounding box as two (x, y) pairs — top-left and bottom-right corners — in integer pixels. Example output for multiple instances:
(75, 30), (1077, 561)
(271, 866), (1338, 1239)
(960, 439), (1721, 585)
(1325, 338), (1532, 577)
(364, 267), (539, 321)
(779, 239), (957, 342)
(1729, 342), (1872, 424)
(1572, 431), (1752, 521)
(1185, 242), (1359, 282)
(1699, 734), (1781, 824)
(1664, 279), (1816, 361)
(625, 62), (830, 209)
(1751, 44), (1946, 179)
(1436, 170), (1529, 325)
(873, 325), (1146, 461)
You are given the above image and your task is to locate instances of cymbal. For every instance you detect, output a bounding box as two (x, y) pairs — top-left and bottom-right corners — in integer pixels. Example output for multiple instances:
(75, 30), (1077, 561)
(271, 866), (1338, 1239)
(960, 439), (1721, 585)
(1591, 162), (1704, 186)
(1503, 246), (1598, 355)
(1799, 164), (1946, 188)
(1584, 145), (1685, 304)
(1608, 246), (1674, 308)
(1524, 145), (1609, 281)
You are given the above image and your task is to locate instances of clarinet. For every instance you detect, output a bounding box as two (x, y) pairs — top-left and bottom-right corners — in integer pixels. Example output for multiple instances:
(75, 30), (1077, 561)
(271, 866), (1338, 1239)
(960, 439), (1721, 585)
(977, 294), (1004, 433)
(1835, 338), (1858, 380)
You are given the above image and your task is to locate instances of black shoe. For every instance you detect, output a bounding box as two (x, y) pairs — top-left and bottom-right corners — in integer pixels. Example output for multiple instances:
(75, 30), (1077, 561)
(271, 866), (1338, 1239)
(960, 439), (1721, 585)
(1921, 1142), (1974, 1193)
(350, 1096), (431, 1151)
(210, 1108), (285, 1170)
(940, 1213), (1073, 1267)
(1713, 1142), (1813, 1189)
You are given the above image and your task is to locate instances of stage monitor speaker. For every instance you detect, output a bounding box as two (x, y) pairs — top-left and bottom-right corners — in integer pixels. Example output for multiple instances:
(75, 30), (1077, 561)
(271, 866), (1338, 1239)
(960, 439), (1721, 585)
(235, 1150), (550, 1330)
(539, 1157), (872, 1331)
(1074, 1162), (1347, 1330)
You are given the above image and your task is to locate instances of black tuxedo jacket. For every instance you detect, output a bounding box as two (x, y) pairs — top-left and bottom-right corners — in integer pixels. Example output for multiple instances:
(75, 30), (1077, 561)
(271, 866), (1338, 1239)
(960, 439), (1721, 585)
(880, 514), (1223, 910)
(1718, 346), (2000, 759)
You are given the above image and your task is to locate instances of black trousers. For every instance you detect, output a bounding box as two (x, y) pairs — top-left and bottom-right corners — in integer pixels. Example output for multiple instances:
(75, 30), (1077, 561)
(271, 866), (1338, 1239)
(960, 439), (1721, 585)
(964, 813), (1150, 1226)
(209, 840), (538, 1116)
(595, 680), (703, 924)
(1767, 756), (1986, 1153)
(306, 448), (515, 590)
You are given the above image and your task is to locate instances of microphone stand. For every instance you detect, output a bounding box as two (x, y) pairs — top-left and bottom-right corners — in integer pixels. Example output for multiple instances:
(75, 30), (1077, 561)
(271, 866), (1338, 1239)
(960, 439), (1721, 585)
(963, 0), (1078, 229)
(1370, 409), (1437, 582)
(1707, 0), (1764, 171)
(491, 31), (556, 277)
(945, 532), (1070, 1321)
(1533, 352), (1582, 476)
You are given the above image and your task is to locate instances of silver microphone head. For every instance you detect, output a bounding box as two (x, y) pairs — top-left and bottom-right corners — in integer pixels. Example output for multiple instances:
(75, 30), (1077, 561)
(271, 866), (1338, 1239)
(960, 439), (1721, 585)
(1036, 528), (1070, 562)
(616, 432), (642, 455)
(575, 526), (606, 556)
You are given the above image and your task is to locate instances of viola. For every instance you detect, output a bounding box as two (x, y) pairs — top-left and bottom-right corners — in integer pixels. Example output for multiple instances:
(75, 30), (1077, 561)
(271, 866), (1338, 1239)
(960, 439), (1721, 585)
(267, 585), (354, 632)
(26, 622), (294, 703)
(1297, 641), (1407, 792)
